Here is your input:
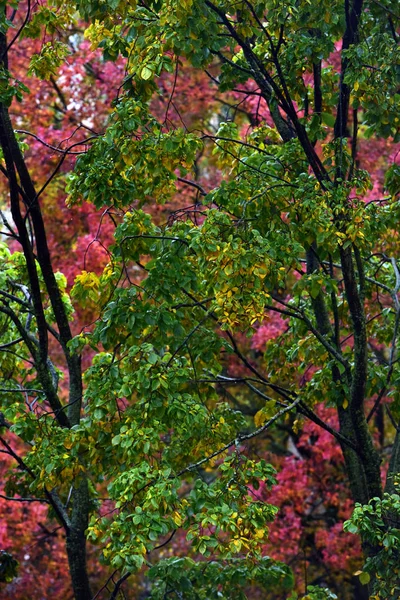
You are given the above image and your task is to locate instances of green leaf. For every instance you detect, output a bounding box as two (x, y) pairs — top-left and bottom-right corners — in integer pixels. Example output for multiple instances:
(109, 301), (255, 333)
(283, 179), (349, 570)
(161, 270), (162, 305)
(359, 572), (370, 585)
(140, 66), (153, 80)
(321, 112), (336, 127)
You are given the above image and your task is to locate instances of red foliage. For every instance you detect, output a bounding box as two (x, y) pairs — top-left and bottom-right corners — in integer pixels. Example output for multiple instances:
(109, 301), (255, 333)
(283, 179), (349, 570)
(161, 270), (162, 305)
(1, 9), (396, 596)
(256, 406), (362, 591)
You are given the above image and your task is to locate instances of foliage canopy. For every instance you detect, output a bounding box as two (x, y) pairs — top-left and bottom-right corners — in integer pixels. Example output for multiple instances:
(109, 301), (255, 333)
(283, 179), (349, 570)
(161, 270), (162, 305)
(0, 0), (399, 598)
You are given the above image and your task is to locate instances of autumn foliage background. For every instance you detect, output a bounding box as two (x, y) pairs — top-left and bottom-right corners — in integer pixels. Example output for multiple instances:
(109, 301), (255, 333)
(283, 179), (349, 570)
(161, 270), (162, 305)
(0, 0), (399, 598)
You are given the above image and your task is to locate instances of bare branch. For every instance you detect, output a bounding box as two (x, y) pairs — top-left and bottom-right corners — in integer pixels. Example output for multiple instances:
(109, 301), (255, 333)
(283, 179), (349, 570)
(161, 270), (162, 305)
(0, 493), (49, 504)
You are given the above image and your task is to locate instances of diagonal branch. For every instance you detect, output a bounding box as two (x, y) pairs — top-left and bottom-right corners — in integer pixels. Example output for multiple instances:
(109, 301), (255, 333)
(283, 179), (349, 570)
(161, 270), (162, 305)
(177, 397), (301, 476)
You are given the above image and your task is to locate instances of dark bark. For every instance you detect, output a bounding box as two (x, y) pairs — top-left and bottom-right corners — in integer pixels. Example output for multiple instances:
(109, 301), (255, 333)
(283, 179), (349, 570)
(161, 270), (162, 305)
(334, 0), (364, 142)
(66, 478), (93, 600)
(306, 246), (373, 506)
(313, 61), (322, 116)
(0, 30), (92, 600)
(0, 93), (83, 423)
(206, 0), (384, 512)
(386, 429), (400, 495)
(334, 0), (364, 191)
(340, 246), (382, 500)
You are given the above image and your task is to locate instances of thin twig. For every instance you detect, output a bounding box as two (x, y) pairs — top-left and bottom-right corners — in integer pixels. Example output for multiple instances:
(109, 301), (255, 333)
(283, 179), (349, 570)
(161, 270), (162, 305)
(109, 572), (131, 600)
(0, 493), (49, 504)
(367, 258), (400, 422)
(177, 397), (301, 476)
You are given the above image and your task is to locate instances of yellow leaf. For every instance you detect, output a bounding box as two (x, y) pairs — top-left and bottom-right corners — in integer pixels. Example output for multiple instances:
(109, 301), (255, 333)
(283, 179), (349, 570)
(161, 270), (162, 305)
(254, 528), (266, 539)
(254, 409), (267, 428)
(172, 511), (183, 526)
(122, 154), (132, 166)
(292, 419), (300, 434)
(232, 539), (242, 551)
(224, 264), (233, 276)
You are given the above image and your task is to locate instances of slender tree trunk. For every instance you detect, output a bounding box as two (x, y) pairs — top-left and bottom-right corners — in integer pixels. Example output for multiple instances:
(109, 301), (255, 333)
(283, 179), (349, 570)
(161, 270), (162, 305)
(66, 478), (93, 600)
(387, 430), (400, 497)
(0, 28), (92, 599)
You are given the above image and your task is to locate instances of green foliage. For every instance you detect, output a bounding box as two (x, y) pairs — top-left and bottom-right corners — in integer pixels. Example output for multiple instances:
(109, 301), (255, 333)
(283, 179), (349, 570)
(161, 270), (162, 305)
(344, 35), (400, 139)
(0, 66), (29, 106)
(1, 0), (400, 597)
(299, 586), (338, 600)
(56, 0), (400, 593)
(344, 493), (400, 599)
(385, 164), (400, 198)
(67, 98), (202, 207)
(0, 551), (18, 583)
(28, 41), (71, 79)
(288, 586), (338, 599)
(147, 556), (293, 599)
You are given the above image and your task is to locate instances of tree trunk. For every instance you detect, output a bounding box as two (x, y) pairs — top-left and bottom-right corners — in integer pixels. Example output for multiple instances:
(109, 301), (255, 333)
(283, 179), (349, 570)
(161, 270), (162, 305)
(0, 28), (92, 599)
(66, 478), (93, 600)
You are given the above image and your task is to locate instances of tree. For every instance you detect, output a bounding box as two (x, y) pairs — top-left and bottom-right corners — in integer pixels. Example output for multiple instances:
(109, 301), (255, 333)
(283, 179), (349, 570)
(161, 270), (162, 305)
(0, 0), (399, 598)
